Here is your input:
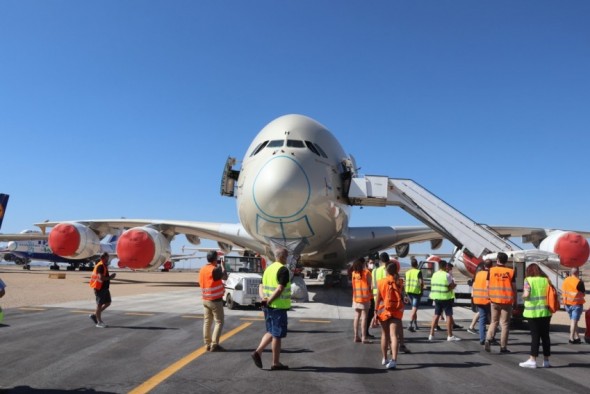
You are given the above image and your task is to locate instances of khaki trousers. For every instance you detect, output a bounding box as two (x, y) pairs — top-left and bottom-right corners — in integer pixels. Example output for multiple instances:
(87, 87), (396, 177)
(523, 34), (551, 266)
(203, 299), (224, 347)
(487, 302), (512, 348)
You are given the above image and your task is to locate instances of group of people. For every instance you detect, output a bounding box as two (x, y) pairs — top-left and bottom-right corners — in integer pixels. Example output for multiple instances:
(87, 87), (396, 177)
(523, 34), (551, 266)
(87, 247), (586, 372)
(351, 250), (588, 370)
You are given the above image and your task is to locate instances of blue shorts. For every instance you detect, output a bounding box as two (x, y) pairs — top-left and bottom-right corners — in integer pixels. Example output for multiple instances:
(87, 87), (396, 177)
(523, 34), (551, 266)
(565, 304), (583, 321)
(408, 294), (421, 308)
(264, 307), (288, 338)
(434, 299), (454, 316)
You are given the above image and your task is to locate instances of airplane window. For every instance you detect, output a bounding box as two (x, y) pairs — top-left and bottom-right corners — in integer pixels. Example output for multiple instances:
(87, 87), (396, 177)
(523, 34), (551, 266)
(250, 140), (268, 157)
(267, 140), (284, 148)
(286, 140), (305, 148)
(305, 141), (320, 156)
(314, 143), (328, 158)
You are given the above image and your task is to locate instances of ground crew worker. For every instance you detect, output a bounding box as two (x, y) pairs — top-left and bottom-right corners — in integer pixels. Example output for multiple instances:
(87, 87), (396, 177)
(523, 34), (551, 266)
(199, 250), (228, 351)
(89, 253), (116, 328)
(471, 260), (492, 345)
(251, 248), (291, 370)
(351, 257), (372, 343)
(484, 252), (515, 353)
(428, 260), (461, 341)
(562, 267), (586, 344)
(405, 258), (423, 332)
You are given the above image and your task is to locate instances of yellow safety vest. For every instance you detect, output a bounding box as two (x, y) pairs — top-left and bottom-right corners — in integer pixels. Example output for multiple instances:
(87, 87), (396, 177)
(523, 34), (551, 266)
(262, 262), (291, 309)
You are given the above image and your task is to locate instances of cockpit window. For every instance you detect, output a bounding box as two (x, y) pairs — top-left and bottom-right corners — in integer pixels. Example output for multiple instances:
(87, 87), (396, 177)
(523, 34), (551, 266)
(286, 139), (305, 148)
(314, 143), (328, 158)
(250, 140), (269, 157)
(267, 140), (284, 148)
(305, 141), (320, 156)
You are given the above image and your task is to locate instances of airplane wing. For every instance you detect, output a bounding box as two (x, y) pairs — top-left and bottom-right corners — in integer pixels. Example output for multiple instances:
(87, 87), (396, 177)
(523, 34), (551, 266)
(35, 219), (262, 254)
(0, 233), (48, 242)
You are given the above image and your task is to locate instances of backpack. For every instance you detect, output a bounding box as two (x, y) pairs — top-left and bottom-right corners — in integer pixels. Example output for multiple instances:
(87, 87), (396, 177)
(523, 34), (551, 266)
(546, 283), (560, 313)
(384, 279), (403, 312)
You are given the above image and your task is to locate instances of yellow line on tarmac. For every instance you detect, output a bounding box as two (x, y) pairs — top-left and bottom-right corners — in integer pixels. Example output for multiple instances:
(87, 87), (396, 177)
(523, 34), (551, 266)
(181, 315), (204, 319)
(128, 321), (252, 394)
(240, 317), (265, 321)
(71, 310), (95, 314)
(18, 307), (46, 311)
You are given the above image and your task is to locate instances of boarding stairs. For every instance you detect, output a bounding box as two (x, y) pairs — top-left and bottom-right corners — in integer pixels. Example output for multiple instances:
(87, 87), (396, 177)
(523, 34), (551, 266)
(347, 175), (566, 290)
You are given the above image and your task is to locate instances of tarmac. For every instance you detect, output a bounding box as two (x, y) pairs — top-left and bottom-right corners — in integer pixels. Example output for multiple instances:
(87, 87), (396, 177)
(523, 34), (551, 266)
(0, 265), (589, 393)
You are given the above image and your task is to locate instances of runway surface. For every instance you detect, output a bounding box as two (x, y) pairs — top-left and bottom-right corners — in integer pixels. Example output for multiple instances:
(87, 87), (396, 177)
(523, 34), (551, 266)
(1, 282), (589, 393)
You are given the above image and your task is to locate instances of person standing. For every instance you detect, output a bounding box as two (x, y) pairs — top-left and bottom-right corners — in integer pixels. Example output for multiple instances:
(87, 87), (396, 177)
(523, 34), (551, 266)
(405, 258), (423, 332)
(562, 267), (586, 344)
(0, 277), (6, 323)
(251, 248), (291, 370)
(519, 263), (552, 368)
(372, 262), (405, 369)
(351, 257), (373, 343)
(484, 252), (516, 354)
(89, 253), (116, 328)
(199, 250), (227, 352)
(364, 256), (376, 340)
(428, 260), (461, 342)
(471, 260), (492, 346)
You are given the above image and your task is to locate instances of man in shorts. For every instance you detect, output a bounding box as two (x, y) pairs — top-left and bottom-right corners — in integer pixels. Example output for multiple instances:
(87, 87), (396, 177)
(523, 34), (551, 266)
(89, 253), (116, 328)
(251, 248), (291, 370)
(428, 260), (461, 341)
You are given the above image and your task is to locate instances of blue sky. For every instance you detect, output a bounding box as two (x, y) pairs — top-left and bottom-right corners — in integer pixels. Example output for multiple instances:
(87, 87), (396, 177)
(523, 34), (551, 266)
(1, 1), (589, 261)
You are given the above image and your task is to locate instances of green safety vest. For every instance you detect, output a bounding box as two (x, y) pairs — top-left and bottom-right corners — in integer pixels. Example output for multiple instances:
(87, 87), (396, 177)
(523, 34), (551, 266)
(405, 268), (421, 295)
(372, 265), (387, 297)
(523, 277), (551, 318)
(262, 262), (291, 309)
(430, 270), (453, 300)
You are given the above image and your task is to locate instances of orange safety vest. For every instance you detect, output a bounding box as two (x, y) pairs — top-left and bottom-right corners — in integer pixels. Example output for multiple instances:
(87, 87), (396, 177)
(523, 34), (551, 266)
(352, 269), (372, 303)
(472, 270), (490, 306)
(562, 276), (585, 306)
(375, 275), (404, 321)
(199, 263), (225, 301)
(89, 261), (108, 290)
(488, 266), (514, 305)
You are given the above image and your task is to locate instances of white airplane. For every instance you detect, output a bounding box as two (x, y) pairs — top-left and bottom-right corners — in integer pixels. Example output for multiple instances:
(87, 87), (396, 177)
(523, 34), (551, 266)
(32, 114), (590, 278)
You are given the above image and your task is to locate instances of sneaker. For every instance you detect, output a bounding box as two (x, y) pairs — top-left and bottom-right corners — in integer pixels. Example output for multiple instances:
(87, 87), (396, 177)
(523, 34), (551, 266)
(519, 359), (537, 369)
(251, 351), (263, 369)
(270, 363), (289, 371)
(428, 335), (435, 341)
(95, 322), (107, 328)
(484, 340), (491, 352)
(209, 345), (226, 352)
(89, 314), (98, 324)
(453, 323), (463, 330)
(542, 360), (551, 368)
(408, 326), (416, 332)
(466, 328), (477, 335)
(434, 325), (442, 331)
(385, 360), (397, 369)
(499, 348), (511, 354)
(447, 336), (461, 342)
(413, 324), (420, 331)
(381, 358), (390, 366)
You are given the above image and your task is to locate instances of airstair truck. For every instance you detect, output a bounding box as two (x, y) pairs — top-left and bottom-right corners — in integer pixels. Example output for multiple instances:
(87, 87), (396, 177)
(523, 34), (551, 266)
(222, 255), (263, 310)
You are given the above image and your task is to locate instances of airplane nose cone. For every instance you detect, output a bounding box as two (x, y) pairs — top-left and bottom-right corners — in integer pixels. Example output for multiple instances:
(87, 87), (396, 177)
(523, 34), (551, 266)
(6, 241), (17, 251)
(253, 156), (310, 218)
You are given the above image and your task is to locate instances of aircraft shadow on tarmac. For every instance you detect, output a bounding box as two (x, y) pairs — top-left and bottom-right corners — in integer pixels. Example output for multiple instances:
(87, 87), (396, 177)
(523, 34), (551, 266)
(0, 387), (117, 394)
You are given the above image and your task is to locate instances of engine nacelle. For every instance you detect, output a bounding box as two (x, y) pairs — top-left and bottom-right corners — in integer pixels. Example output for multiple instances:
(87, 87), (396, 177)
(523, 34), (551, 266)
(116, 227), (171, 271)
(539, 230), (589, 268)
(48, 222), (101, 259)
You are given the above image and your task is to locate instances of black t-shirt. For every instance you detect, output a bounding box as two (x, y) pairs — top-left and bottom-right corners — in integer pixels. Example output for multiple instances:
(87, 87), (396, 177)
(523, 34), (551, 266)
(277, 266), (289, 287)
(96, 263), (109, 290)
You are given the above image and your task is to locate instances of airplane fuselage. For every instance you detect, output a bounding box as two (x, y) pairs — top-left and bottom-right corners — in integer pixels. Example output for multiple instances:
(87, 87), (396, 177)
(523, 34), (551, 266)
(236, 115), (354, 266)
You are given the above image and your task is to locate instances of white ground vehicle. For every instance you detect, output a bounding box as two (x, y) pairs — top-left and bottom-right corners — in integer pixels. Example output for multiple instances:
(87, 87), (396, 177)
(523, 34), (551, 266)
(222, 255), (263, 309)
